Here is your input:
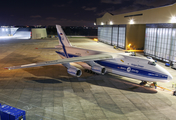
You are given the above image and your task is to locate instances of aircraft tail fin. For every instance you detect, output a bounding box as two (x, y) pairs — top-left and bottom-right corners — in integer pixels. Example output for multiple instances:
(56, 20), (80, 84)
(56, 25), (72, 47)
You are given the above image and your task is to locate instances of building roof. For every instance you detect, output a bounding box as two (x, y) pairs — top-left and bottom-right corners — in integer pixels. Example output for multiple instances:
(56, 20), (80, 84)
(96, 3), (176, 25)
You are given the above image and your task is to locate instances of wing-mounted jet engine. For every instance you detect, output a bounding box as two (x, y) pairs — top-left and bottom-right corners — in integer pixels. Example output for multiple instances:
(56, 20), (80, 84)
(62, 63), (82, 77)
(86, 61), (106, 75)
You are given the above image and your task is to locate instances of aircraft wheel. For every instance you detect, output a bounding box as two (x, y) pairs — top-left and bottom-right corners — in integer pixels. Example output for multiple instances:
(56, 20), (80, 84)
(87, 70), (91, 73)
(173, 91), (176, 96)
(140, 81), (147, 85)
(139, 81), (143, 85)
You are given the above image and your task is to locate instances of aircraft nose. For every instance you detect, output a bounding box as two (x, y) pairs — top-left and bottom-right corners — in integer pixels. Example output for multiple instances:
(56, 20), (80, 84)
(167, 74), (173, 80)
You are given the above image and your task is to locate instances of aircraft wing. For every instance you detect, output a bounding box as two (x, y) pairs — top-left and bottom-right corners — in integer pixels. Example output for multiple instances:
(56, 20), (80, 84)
(35, 48), (62, 50)
(5, 54), (113, 70)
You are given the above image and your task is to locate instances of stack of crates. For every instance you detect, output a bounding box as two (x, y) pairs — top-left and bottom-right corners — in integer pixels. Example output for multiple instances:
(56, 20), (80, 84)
(0, 104), (26, 120)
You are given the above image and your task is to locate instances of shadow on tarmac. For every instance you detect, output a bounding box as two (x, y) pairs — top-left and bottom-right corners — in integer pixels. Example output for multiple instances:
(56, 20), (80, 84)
(0, 39), (163, 118)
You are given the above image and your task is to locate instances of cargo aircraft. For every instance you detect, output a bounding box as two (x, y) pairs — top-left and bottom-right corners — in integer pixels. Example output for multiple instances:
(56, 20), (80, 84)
(5, 25), (173, 84)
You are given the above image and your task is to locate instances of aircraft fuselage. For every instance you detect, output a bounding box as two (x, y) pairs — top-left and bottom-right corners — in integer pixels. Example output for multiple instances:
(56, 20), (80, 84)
(56, 46), (172, 82)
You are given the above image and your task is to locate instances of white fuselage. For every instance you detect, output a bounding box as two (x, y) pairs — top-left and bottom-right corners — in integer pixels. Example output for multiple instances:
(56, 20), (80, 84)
(95, 55), (171, 82)
(56, 45), (172, 82)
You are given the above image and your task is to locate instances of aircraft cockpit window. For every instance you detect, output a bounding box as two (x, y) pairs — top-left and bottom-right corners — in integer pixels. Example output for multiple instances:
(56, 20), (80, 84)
(148, 61), (156, 66)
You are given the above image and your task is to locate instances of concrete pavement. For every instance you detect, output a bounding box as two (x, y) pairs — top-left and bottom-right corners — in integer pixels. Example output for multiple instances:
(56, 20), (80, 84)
(0, 37), (176, 120)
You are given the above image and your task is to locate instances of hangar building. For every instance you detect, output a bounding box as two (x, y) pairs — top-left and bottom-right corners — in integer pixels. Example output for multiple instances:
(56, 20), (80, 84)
(0, 26), (47, 39)
(96, 3), (176, 63)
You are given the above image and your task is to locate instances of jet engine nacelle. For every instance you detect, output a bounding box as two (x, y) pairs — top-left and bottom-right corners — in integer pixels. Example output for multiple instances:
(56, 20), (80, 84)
(91, 65), (106, 75)
(62, 63), (82, 77)
(67, 67), (82, 77)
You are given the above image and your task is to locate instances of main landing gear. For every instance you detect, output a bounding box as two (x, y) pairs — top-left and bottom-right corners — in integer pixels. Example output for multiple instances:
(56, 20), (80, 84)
(139, 81), (158, 89)
(139, 81), (147, 85)
(84, 69), (99, 75)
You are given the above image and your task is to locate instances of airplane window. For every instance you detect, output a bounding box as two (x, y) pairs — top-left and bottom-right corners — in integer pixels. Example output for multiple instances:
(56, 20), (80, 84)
(148, 61), (156, 66)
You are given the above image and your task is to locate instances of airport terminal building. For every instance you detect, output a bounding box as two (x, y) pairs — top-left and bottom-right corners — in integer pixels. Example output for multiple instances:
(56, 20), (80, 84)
(96, 3), (176, 63)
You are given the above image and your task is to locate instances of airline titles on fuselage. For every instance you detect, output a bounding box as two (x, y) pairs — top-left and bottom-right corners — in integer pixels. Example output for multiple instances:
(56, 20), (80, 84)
(118, 66), (139, 73)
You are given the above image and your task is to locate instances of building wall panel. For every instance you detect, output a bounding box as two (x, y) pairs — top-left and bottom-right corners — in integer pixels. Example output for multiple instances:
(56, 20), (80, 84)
(145, 27), (176, 62)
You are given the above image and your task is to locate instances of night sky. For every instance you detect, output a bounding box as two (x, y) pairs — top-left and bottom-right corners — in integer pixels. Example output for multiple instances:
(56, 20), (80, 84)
(0, 0), (176, 26)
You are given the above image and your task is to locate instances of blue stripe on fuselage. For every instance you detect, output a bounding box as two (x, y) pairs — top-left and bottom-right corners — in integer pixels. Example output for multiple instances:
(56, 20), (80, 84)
(95, 61), (168, 80)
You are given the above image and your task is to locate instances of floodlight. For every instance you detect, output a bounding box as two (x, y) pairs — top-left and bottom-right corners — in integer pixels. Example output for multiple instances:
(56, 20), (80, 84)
(109, 21), (113, 25)
(171, 16), (176, 23)
(101, 22), (104, 25)
(130, 19), (134, 24)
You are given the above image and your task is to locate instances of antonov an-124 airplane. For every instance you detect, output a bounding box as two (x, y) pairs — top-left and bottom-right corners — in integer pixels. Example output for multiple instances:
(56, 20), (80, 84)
(5, 25), (173, 83)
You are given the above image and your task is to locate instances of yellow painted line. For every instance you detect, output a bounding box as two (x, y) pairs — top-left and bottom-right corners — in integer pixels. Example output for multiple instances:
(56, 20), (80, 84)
(157, 86), (173, 92)
(148, 83), (173, 92)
